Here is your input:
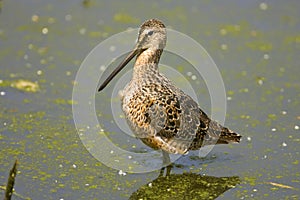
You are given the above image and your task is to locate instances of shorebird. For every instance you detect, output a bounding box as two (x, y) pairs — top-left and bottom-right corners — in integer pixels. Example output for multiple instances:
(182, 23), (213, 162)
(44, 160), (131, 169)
(98, 19), (241, 166)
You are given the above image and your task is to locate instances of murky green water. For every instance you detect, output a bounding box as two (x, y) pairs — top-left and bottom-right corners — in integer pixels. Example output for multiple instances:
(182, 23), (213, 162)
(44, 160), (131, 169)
(0, 0), (299, 199)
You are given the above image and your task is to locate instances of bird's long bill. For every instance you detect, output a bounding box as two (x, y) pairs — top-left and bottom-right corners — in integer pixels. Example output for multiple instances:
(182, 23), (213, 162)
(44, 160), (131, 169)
(98, 48), (142, 92)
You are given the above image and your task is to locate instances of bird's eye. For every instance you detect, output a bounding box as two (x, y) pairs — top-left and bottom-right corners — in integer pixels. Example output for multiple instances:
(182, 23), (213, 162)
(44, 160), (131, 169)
(147, 30), (154, 36)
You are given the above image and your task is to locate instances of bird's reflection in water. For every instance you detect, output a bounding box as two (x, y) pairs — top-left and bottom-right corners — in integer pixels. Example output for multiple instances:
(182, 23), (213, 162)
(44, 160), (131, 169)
(129, 169), (240, 200)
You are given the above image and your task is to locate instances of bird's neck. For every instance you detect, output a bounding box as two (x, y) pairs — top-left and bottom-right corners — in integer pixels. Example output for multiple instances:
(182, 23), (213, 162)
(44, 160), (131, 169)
(133, 49), (162, 79)
(134, 48), (162, 67)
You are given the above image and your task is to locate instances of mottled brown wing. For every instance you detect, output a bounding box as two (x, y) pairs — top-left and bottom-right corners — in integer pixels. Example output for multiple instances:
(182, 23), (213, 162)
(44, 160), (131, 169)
(190, 106), (241, 150)
(141, 83), (202, 154)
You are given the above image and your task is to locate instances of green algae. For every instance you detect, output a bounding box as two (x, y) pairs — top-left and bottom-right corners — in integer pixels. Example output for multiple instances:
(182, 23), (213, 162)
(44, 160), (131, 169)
(130, 173), (240, 200)
(245, 41), (273, 52)
(0, 79), (40, 93)
(113, 13), (140, 24)
(52, 98), (77, 105)
(0, 111), (120, 199)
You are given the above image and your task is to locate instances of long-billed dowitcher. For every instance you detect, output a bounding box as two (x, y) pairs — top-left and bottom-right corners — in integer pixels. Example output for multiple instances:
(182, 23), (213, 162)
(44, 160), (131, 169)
(98, 19), (241, 165)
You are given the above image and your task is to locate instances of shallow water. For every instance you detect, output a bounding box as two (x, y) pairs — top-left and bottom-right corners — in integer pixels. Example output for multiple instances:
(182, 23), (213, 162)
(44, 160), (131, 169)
(0, 0), (299, 199)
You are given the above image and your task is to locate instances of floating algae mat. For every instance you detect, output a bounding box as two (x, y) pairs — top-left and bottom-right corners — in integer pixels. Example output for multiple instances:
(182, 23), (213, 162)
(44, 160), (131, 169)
(0, 79), (40, 93)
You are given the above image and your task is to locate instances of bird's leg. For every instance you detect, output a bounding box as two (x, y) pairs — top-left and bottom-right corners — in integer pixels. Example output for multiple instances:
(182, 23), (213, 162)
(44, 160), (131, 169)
(159, 151), (172, 176)
(165, 165), (172, 176)
(162, 150), (170, 165)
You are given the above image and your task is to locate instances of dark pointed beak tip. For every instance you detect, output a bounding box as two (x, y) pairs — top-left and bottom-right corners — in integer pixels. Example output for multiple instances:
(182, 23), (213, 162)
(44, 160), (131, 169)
(97, 86), (103, 92)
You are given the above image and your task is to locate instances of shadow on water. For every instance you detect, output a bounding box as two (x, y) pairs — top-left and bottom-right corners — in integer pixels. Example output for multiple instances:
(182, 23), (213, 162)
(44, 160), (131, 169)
(129, 171), (240, 200)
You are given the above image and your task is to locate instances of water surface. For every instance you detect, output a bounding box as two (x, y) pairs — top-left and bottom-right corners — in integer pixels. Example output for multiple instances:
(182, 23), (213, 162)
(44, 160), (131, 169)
(0, 0), (299, 199)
